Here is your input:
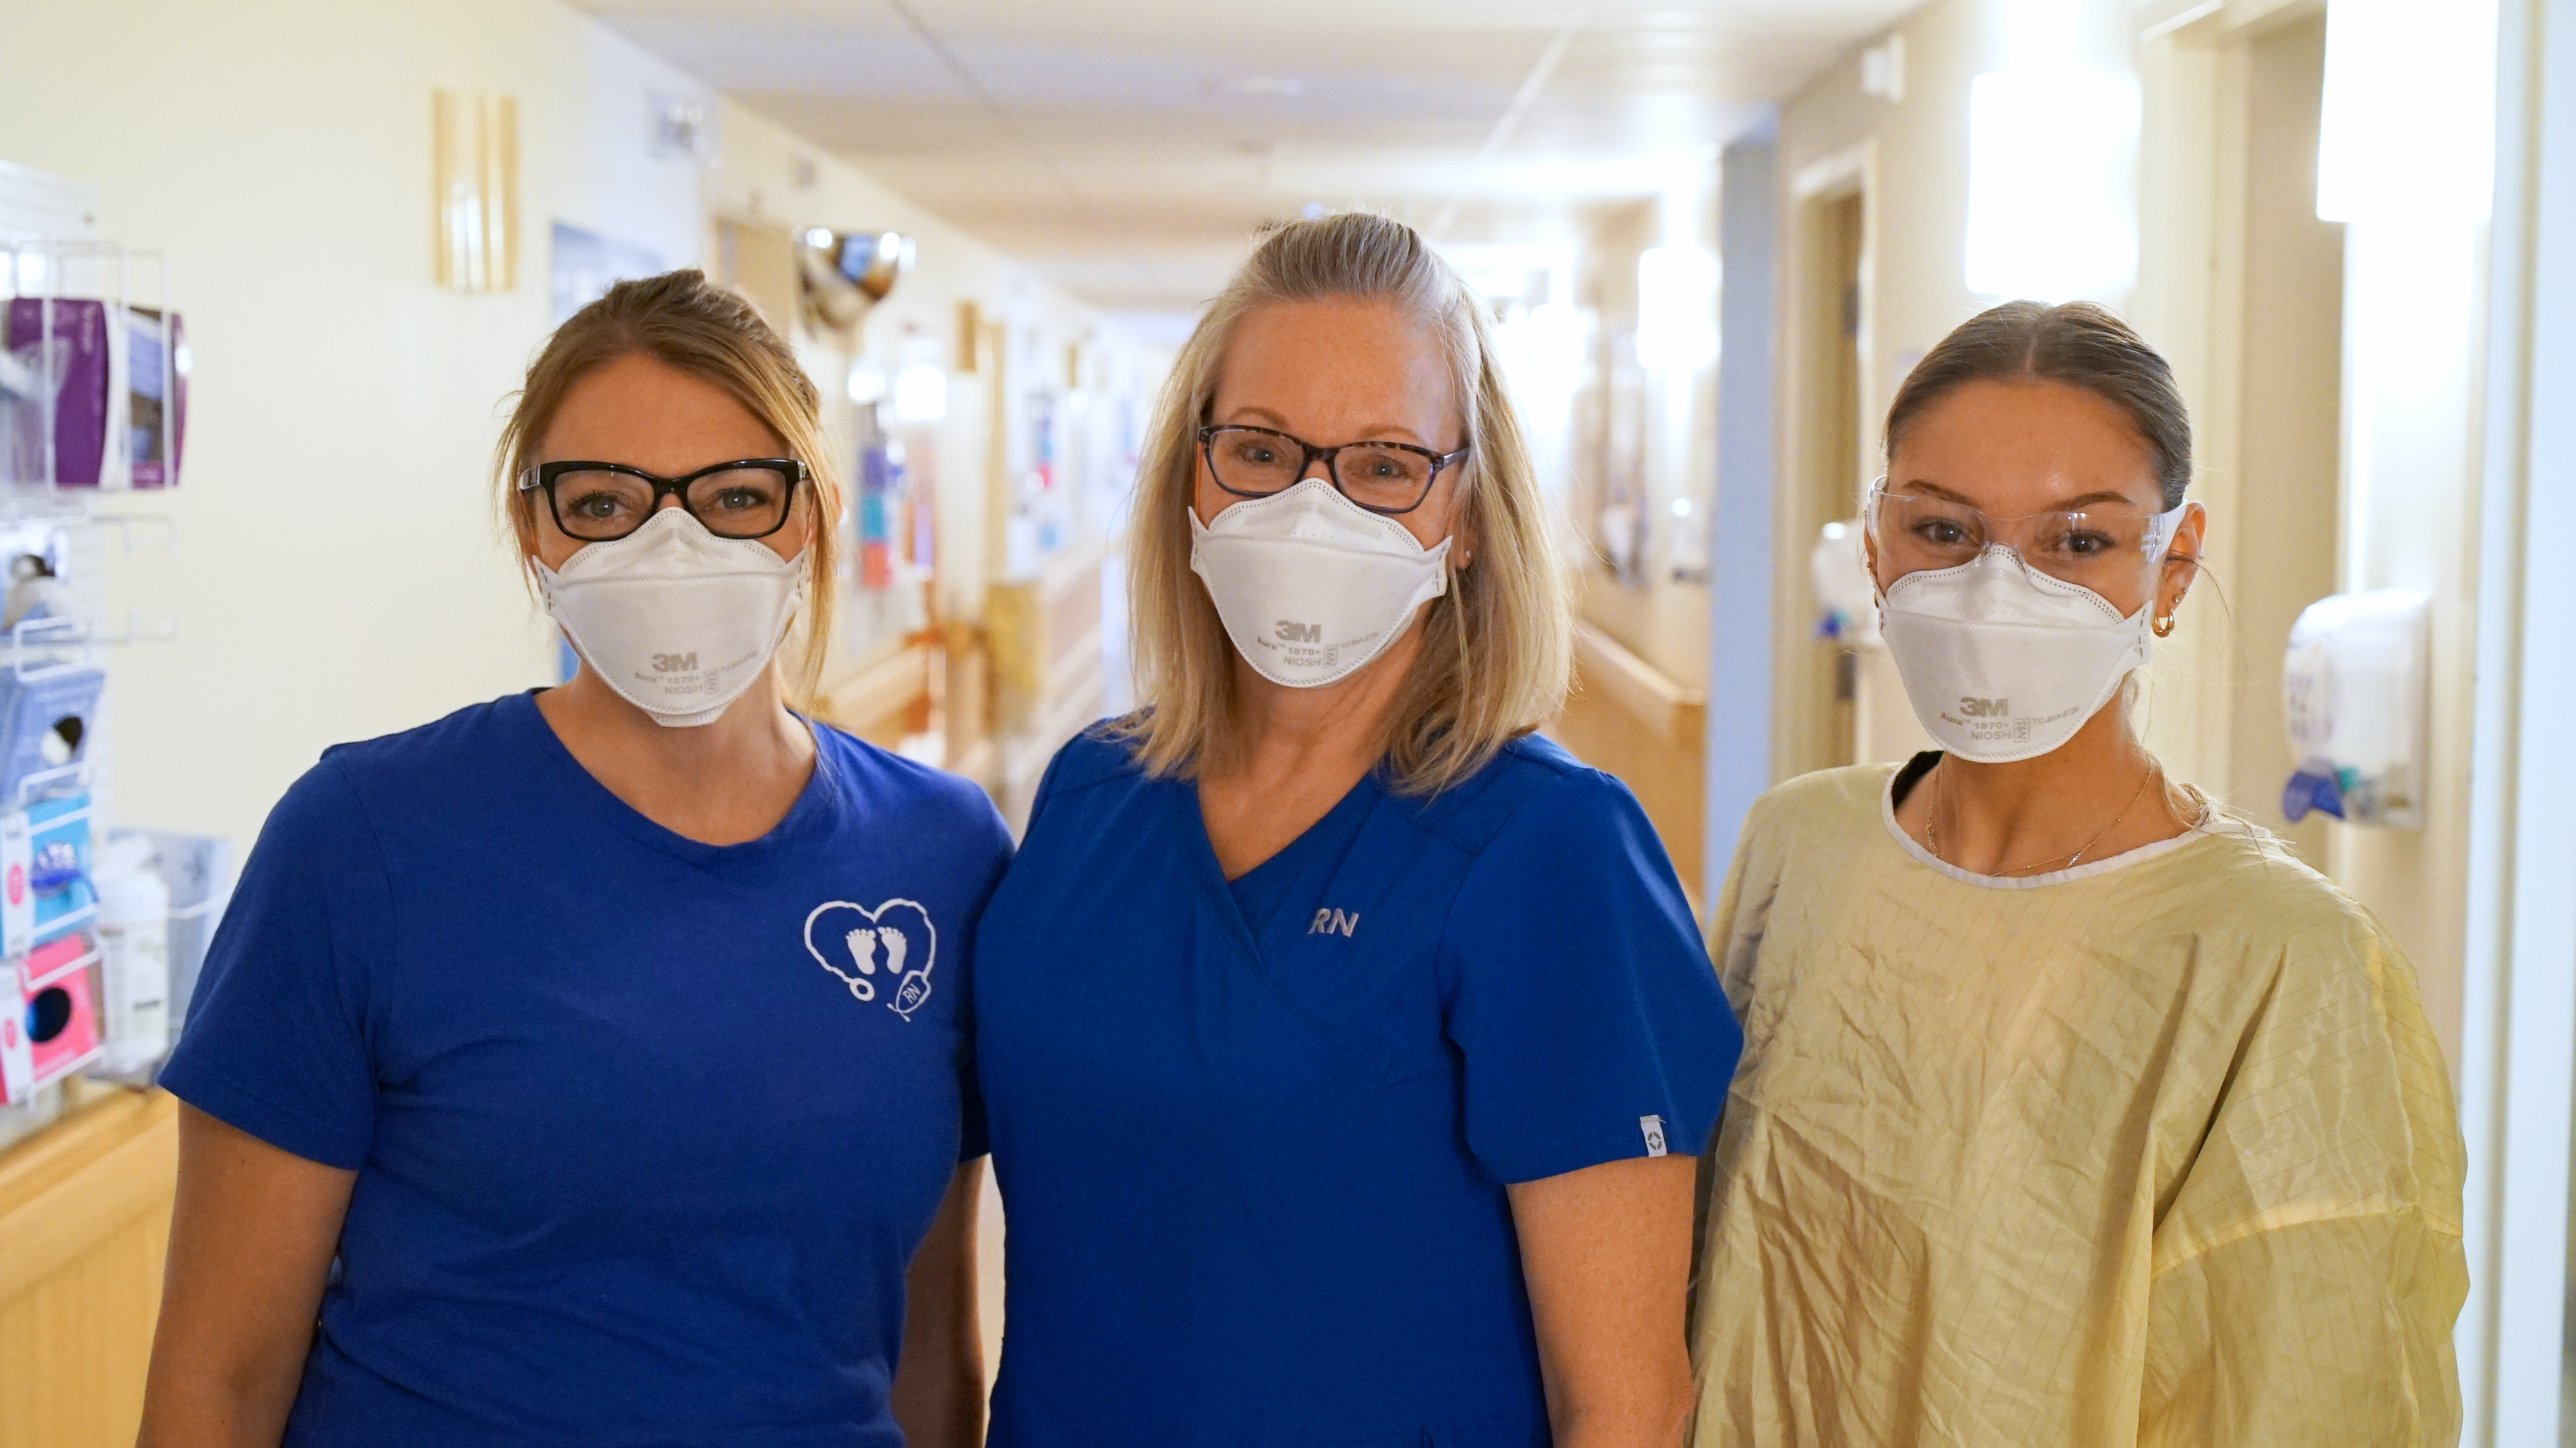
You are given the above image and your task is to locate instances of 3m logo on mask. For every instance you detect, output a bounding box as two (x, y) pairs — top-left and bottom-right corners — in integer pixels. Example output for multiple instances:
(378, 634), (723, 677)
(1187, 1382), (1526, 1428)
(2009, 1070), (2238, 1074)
(1958, 696), (2011, 718)
(1275, 620), (1322, 643)
(652, 652), (699, 674)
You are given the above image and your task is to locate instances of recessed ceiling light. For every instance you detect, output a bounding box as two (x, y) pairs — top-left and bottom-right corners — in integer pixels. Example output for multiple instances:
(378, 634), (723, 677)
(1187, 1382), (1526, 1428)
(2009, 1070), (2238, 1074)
(1218, 75), (1304, 97)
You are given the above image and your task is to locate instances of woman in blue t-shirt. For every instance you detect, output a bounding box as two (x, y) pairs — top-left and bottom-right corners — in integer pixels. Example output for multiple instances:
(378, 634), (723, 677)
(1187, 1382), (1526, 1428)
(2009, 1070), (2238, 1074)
(139, 271), (1005, 1448)
(972, 212), (1742, 1447)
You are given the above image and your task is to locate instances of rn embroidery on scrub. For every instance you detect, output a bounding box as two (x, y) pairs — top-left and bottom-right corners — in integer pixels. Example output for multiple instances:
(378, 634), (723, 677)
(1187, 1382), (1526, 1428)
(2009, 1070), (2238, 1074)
(802, 899), (938, 1020)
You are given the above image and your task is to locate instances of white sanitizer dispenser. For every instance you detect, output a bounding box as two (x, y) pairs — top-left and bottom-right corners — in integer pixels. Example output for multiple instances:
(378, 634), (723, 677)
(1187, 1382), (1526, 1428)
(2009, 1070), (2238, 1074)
(2279, 588), (2430, 829)
(1809, 519), (1882, 650)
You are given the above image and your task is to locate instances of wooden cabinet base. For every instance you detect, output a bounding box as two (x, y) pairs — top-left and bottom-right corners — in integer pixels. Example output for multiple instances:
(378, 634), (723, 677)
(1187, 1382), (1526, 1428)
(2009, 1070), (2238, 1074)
(0, 1089), (178, 1448)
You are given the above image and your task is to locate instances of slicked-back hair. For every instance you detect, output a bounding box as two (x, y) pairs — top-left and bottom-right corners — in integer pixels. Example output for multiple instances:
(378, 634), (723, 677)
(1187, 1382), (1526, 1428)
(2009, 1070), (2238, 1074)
(1886, 299), (2193, 507)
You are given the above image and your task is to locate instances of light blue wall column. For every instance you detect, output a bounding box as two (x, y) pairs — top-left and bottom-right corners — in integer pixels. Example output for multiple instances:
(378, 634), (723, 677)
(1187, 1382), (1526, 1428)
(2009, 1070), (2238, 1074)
(1704, 115), (1779, 909)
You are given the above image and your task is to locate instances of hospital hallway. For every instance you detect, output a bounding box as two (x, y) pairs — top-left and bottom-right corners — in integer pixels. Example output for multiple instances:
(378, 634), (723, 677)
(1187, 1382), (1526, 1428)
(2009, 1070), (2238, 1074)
(1, 0), (2573, 1442)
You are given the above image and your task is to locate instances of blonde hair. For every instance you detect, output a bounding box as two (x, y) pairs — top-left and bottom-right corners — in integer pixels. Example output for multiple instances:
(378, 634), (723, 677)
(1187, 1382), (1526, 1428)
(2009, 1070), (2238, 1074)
(494, 268), (843, 699)
(1121, 212), (1571, 795)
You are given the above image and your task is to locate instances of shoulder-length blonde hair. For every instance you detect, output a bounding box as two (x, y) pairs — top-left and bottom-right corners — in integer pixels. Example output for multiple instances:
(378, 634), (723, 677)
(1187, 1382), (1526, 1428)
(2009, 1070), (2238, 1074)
(493, 268), (844, 700)
(1122, 212), (1570, 795)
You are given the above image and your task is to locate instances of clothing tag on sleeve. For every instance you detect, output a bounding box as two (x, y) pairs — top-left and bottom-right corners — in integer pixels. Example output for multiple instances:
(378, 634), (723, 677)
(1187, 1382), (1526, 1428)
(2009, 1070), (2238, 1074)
(1640, 1114), (1668, 1158)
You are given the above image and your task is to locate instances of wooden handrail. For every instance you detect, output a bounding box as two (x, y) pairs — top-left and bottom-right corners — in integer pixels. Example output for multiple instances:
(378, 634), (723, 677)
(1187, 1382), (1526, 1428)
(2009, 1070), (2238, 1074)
(1571, 619), (1708, 754)
(816, 640), (933, 737)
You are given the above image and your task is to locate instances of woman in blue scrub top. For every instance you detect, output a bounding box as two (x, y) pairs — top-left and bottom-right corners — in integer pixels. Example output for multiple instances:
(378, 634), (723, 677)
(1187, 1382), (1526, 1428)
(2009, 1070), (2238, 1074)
(974, 212), (1743, 1447)
(137, 271), (1003, 1448)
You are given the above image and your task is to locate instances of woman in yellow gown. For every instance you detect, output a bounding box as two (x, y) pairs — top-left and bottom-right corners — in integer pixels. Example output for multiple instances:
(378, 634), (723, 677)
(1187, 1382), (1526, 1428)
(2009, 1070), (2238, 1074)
(1690, 301), (2466, 1446)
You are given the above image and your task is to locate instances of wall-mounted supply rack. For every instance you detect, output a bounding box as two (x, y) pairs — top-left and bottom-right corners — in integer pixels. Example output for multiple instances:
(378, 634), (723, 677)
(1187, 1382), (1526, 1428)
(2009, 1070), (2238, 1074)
(0, 163), (196, 1148)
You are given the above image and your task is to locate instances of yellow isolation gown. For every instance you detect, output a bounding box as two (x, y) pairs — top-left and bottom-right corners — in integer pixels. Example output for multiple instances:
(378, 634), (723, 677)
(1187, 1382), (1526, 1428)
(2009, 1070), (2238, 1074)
(1690, 763), (2466, 1447)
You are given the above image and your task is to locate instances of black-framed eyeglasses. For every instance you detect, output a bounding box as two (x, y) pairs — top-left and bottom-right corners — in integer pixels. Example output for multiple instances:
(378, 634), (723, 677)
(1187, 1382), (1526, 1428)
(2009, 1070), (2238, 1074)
(1196, 425), (1470, 516)
(516, 459), (810, 543)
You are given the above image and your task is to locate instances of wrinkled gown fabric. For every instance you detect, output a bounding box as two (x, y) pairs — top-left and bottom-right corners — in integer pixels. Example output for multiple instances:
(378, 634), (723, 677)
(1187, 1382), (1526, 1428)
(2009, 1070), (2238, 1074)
(1691, 763), (2466, 1447)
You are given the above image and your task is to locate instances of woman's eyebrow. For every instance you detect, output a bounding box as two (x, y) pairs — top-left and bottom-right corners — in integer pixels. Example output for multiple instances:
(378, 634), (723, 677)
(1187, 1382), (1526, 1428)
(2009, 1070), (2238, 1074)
(1895, 479), (2145, 511)
(1214, 406), (1429, 445)
(2051, 489), (2143, 510)
(1891, 479), (1978, 505)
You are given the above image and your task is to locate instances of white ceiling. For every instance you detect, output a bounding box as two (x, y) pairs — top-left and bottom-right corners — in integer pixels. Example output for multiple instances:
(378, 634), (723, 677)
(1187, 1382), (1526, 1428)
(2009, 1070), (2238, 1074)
(578, 1), (1916, 314)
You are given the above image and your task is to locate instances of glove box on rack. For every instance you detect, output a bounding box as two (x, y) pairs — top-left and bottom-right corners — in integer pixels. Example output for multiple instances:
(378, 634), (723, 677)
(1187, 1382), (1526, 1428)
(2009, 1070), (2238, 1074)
(0, 665), (103, 802)
(0, 791), (92, 957)
(1, 932), (101, 1104)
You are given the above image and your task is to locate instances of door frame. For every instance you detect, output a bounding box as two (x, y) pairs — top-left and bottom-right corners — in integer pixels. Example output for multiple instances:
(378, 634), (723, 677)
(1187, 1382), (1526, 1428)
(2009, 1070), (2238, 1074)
(1769, 140), (1877, 786)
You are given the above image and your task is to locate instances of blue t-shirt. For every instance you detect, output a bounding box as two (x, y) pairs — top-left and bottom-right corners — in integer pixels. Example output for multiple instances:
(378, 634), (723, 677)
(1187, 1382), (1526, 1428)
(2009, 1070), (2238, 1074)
(160, 692), (1009, 1448)
(974, 727), (1742, 1448)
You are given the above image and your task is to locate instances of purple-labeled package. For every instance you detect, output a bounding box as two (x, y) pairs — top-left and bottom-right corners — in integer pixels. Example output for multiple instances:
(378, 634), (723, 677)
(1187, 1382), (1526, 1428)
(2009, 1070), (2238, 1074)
(3, 299), (108, 487)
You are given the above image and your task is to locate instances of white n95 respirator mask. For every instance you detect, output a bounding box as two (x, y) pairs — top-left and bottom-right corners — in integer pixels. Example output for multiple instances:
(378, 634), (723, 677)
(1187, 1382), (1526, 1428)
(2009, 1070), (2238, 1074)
(1189, 478), (1453, 689)
(534, 508), (807, 727)
(1877, 545), (2156, 763)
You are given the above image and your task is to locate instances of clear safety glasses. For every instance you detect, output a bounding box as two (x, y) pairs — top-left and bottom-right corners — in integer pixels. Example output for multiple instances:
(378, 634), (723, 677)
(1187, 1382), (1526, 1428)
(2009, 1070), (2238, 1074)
(1864, 480), (2184, 592)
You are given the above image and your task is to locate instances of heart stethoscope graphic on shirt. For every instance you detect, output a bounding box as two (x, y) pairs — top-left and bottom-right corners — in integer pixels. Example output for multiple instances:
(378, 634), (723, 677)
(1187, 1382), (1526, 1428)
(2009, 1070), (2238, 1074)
(803, 898), (937, 1020)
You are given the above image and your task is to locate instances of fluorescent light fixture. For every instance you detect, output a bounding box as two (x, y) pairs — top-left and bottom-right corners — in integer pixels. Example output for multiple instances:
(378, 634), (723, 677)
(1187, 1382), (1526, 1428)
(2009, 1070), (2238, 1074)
(1219, 75), (1303, 97)
(891, 362), (947, 424)
(2317, 0), (2493, 223)
(1635, 247), (1718, 372)
(847, 362), (887, 405)
(1964, 70), (2140, 300)
(1492, 302), (1591, 405)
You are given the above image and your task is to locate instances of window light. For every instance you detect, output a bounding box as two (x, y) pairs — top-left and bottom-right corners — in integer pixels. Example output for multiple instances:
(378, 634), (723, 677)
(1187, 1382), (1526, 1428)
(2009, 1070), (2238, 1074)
(2316, 0), (2493, 223)
(1635, 247), (1718, 372)
(891, 363), (947, 424)
(1963, 70), (2140, 301)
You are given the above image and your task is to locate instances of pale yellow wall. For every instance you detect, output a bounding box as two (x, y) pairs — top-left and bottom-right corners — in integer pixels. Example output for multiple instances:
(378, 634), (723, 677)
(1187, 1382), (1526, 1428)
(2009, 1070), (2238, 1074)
(2315, 219), (2486, 1077)
(0, 0), (1105, 850)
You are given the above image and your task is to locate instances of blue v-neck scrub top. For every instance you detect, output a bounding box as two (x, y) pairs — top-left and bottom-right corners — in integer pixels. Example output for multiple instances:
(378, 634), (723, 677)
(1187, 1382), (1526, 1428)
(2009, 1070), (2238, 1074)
(159, 694), (1009, 1447)
(975, 729), (1742, 1448)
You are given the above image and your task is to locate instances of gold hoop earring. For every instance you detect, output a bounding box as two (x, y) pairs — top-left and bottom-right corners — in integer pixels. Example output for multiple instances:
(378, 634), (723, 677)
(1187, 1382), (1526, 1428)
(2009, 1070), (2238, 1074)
(2153, 614), (2177, 638)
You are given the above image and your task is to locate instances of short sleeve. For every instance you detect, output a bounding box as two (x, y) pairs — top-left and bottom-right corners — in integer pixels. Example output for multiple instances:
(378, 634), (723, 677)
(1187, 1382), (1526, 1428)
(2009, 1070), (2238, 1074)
(159, 758), (394, 1171)
(1438, 769), (1742, 1184)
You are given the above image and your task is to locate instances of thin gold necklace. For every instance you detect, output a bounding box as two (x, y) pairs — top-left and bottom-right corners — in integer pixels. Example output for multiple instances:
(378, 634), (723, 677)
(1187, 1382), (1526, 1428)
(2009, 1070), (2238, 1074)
(1926, 757), (2159, 877)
